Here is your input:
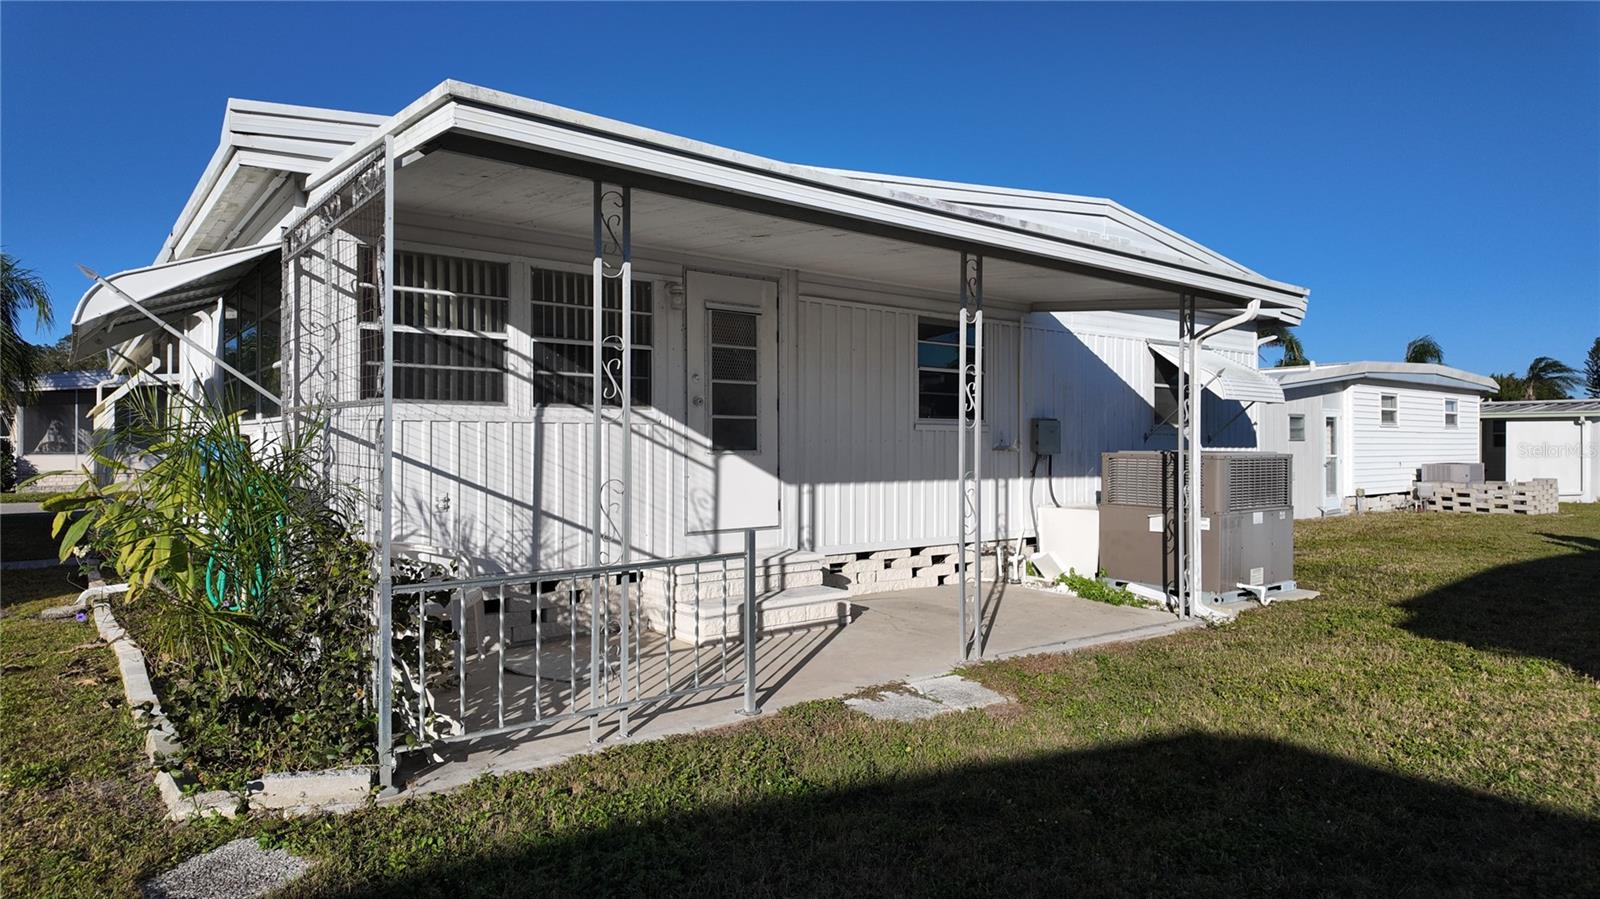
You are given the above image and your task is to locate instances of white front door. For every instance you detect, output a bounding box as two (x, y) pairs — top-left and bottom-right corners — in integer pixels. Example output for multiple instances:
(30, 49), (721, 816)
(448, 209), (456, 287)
(1322, 413), (1341, 506)
(683, 271), (780, 540)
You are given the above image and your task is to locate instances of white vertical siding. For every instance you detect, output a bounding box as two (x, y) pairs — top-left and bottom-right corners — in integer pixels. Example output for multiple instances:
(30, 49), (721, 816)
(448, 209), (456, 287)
(292, 221), (1277, 570)
(1349, 384), (1482, 495)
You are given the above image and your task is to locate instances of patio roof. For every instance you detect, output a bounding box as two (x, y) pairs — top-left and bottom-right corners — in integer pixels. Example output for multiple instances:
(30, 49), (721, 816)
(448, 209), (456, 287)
(313, 80), (1310, 321)
(1482, 398), (1600, 418)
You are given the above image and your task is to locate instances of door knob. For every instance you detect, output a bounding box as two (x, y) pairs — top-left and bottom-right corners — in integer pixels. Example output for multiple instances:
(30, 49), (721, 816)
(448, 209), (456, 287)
(692, 395), (705, 407)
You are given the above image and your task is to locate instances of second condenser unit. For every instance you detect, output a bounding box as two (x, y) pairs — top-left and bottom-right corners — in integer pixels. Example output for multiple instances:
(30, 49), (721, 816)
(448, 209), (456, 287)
(1098, 451), (1296, 601)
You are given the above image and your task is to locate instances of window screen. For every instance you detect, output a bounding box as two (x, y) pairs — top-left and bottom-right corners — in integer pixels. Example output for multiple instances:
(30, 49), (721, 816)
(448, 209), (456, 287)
(360, 250), (510, 403)
(1380, 394), (1398, 427)
(528, 268), (653, 407)
(1444, 398), (1459, 429)
(1288, 414), (1306, 441)
(917, 318), (980, 421)
(709, 308), (759, 451)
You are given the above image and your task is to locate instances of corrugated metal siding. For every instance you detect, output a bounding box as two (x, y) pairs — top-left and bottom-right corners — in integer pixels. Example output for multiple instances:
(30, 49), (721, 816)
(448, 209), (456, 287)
(1350, 384), (1482, 495)
(791, 296), (1020, 551)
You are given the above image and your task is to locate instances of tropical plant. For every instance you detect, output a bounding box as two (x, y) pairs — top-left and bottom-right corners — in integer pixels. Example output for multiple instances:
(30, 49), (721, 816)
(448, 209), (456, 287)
(46, 391), (376, 786)
(1404, 335), (1444, 364)
(1519, 356), (1580, 400)
(1490, 373), (1527, 402)
(1258, 320), (1308, 367)
(1, 252), (55, 409)
(1585, 337), (1599, 399)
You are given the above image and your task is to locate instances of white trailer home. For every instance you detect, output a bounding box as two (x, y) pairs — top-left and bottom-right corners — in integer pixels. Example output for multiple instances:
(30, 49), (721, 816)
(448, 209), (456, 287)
(69, 82), (1308, 785)
(1262, 362), (1497, 518)
(1481, 399), (1600, 503)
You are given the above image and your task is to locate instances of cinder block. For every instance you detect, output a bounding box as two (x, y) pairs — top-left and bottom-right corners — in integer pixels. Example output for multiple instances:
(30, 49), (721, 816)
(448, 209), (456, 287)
(876, 567), (913, 582)
(889, 554), (936, 569)
(868, 548), (911, 560)
(841, 559), (885, 574)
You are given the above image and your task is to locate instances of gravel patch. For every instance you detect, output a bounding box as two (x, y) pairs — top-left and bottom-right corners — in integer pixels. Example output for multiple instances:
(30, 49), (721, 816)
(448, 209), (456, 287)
(141, 838), (310, 899)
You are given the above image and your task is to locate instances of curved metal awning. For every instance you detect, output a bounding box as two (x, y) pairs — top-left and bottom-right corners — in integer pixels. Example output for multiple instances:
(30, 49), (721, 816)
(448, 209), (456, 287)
(70, 242), (279, 359)
(1149, 342), (1284, 404)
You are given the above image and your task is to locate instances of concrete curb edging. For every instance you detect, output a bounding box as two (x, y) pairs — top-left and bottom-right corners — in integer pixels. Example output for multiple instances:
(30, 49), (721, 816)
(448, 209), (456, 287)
(79, 572), (375, 819)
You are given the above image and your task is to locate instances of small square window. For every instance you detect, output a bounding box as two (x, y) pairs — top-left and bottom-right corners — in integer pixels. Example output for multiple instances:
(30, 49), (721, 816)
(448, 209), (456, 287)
(1289, 414), (1306, 441)
(1444, 398), (1459, 429)
(1380, 394), (1398, 427)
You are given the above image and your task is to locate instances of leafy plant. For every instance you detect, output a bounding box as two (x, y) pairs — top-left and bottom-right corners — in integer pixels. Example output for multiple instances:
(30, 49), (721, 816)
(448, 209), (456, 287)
(1404, 335), (1443, 365)
(46, 391), (376, 787)
(1056, 568), (1152, 608)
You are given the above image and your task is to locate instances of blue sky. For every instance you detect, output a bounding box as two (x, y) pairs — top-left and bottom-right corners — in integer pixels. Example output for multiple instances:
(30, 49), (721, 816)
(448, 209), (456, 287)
(3, 2), (1596, 376)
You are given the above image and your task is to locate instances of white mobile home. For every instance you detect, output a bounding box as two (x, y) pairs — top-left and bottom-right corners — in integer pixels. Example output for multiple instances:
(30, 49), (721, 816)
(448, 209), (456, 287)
(1481, 399), (1600, 502)
(1263, 362), (1497, 518)
(69, 82), (1309, 782)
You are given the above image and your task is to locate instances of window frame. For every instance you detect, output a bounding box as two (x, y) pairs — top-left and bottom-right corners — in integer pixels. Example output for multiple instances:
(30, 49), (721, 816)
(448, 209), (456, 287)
(1288, 413), (1306, 442)
(359, 248), (512, 406)
(915, 316), (983, 424)
(220, 257), (282, 419)
(1443, 397), (1459, 429)
(526, 263), (655, 410)
(1379, 393), (1398, 427)
(706, 305), (761, 453)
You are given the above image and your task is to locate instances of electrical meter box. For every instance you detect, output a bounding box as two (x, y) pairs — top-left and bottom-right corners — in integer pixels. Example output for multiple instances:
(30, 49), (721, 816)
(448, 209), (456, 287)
(1031, 418), (1061, 455)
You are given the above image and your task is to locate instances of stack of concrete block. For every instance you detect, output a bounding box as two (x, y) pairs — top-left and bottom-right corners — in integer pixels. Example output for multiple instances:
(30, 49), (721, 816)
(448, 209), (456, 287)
(825, 542), (1008, 595)
(1421, 479), (1558, 515)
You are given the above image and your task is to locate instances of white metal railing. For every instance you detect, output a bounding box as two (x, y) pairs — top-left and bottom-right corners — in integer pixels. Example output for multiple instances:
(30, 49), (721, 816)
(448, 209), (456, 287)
(377, 530), (759, 783)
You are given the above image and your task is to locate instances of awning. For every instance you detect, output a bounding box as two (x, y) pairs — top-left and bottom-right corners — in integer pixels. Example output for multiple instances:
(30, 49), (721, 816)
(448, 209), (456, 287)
(1149, 342), (1284, 404)
(71, 242), (279, 359)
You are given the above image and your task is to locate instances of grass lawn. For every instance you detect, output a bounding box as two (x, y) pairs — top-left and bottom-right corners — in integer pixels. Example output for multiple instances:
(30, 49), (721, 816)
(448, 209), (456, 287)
(3, 509), (1597, 896)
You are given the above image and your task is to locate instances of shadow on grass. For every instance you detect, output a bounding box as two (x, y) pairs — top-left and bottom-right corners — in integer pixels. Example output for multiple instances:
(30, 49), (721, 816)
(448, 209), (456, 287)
(0, 563), (86, 609)
(322, 734), (1598, 898)
(1398, 532), (1599, 679)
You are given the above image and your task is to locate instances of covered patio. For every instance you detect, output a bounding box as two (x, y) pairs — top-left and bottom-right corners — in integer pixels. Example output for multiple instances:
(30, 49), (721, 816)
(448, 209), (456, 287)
(402, 582), (1193, 796)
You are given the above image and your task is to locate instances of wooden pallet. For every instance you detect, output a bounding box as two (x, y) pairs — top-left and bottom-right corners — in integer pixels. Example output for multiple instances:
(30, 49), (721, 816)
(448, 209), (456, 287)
(1419, 479), (1558, 515)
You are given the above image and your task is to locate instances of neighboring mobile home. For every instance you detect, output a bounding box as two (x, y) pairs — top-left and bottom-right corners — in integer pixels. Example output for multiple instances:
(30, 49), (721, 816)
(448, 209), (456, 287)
(3, 370), (120, 490)
(1481, 399), (1600, 502)
(1263, 362), (1497, 518)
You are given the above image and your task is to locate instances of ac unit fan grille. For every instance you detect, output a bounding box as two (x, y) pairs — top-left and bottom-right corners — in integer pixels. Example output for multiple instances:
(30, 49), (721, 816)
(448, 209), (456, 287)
(1104, 454), (1171, 507)
(1225, 456), (1291, 510)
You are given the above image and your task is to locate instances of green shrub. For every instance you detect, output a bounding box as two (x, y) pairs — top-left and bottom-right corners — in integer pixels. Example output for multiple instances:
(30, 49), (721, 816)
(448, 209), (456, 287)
(47, 393), (376, 789)
(1056, 568), (1153, 608)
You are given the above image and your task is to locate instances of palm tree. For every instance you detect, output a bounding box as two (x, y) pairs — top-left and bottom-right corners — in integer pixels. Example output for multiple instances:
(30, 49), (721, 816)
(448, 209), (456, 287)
(1519, 356), (1580, 400)
(1403, 335), (1443, 364)
(1584, 337), (1599, 399)
(1258, 320), (1308, 367)
(1, 253), (55, 409)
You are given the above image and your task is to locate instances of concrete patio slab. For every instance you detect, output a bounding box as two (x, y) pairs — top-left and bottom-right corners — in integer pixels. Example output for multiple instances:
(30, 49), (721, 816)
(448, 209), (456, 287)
(398, 584), (1196, 797)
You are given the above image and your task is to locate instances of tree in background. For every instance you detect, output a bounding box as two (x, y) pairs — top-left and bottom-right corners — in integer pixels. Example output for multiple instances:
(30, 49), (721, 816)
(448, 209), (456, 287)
(35, 335), (103, 374)
(1585, 337), (1600, 399)
(1258, 320), (1307, 367)
(1492, 356), (1581, 401)
(1, 252), (55, 409)
(1403, 335), (1444, 364)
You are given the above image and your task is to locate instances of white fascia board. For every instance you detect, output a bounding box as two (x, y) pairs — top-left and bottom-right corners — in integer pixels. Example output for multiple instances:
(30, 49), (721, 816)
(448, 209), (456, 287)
(308, 81), (1309, 318)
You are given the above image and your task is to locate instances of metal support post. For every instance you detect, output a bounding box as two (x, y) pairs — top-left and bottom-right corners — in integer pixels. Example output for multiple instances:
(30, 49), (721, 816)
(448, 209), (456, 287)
(376, 136), (397, 790)
(740, 528), (760, 716)
(957, 252), (984, 660)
